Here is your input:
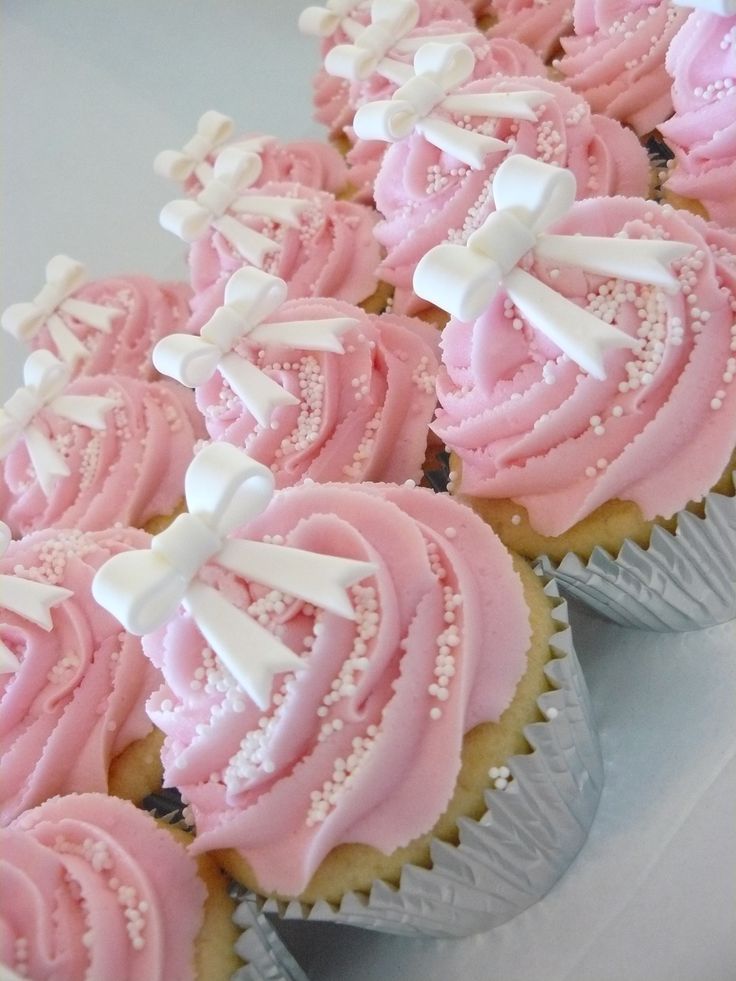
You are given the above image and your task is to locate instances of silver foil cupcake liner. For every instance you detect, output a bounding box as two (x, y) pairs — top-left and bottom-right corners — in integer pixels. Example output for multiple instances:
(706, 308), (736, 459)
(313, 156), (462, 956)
(233, 896), (310, 981)
(244, 579), (602, 938)
(537, 474), (736, 632)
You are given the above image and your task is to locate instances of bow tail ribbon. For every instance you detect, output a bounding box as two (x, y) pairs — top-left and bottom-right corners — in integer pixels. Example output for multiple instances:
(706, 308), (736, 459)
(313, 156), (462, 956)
(212, 215), (282, 267)
(0, 574), (72, 628)
(233, 196), (308, 228)
(49, 395), (116, 429)
(45, 313), (89, 364)
(249, 317), (356, 353)
(535, 235), (691, 294)
(60, 297), (120, 332)
(184, 579), (304, 709)
(0, 640), (21, 674)
(219, 353), (299, 428)
(24, 424), (72, 496)
(416, 116), (508, 169)
(218, 539), (375, 620)
(504, 268), (635, 379)
(442, 91), (550, 123)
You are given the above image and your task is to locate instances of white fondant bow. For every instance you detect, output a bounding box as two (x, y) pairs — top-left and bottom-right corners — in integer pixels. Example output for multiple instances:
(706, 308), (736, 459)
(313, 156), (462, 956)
(0, 521), (73, 673)
(154, 110), (236, 185)
(353, 43), (550, 168)
(0, 350), (116, 495)
(92, 442), (376, 708)
(325, 0), (478, 84)
(1, 255), (122, 365)
(299, 0), (369, 38)
(673, 0), (735, 13)
(160, 148), (309, 266)
(153, 268), (358, 427)
(413, 155), (693, 379)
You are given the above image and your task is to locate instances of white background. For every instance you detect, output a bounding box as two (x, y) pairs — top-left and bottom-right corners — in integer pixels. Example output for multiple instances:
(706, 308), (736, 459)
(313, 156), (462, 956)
(3, 3), (736, 979)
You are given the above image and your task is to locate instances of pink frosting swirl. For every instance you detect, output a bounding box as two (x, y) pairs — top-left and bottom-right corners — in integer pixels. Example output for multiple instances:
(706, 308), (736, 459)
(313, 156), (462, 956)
(434, 199), (736, 536)
(659, 13), (736, 229)
(27, 276), (192, 381)
(142, 482), (531, 896)
(188, 182), (382, 330)
(0, 527), (158, 824)
(1, 794), (205, 981)
(372, 75), (651, 313)
(487, 0), (576, 61)
(554, 0), (690, 136)
(343, 36), (547, 202)
(0, 376), (205, 536)
(195, 298), (440, 487)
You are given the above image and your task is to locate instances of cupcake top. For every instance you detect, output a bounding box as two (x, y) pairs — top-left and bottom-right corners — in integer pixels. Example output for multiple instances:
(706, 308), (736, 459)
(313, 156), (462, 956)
(362, 50), (650, 311)
(2, 258), (192, 380)
(182, 177), (383, 326)
(429, 184), (736, 536)
(154, 112), (350, 196)
(1, 794), (206, 980)
(553, 0), (690, 135)
(140, 480), (531, 897)
(343, 34), (547, 201)
(0, 525), (157, 824)
(173, 282), (440, 488)
(0, 355), (205, 536)
(659, 11), (736, 228)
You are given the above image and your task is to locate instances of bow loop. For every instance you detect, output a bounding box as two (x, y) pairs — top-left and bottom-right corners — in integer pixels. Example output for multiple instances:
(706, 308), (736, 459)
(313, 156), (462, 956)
(222, 266), (288, 325)
(412, 41), (475, 90)
(414, 156), (692, 379)
(298, 0), (366, 36)
(93, 443), (376, 709)
(152, 334), (223, 388)
(185, 441), (275, 533)
(23, 350), (71, 401)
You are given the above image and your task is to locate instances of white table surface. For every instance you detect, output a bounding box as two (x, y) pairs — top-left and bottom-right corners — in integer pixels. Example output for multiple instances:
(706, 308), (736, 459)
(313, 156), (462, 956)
(3, 3), (735, 979)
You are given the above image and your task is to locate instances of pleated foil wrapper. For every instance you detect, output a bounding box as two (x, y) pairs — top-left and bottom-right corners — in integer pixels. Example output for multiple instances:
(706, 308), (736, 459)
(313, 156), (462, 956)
(240, 579), (602, 938)
(537, 473), (736, 632)
(233, 897), (311, 981)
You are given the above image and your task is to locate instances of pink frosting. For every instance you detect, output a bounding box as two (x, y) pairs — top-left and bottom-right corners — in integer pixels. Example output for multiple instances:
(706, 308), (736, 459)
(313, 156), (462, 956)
(343, 35), (547, 203)
(0, 376), (205, 536)
(1, 794), (205, 980)
(0, 527), (158, 824)
(187, 182), (382, 331)
(372, 75), (651, 313)
(28, 276), (192, 381)
(554, 0), (690, 136)
(487, 0), (576, 61)
(434, 199), (736, 536)
(142, 482), (531, 896)
(195, 298), (440, 487)
(659, 13), (736, 229)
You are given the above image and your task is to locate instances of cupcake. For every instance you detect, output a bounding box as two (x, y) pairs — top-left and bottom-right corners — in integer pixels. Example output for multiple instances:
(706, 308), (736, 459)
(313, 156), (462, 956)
(160, 148), (388, 325)
(0, 524), (164, 823)
(0, 350), (205, 537)
(0, 793), (241, 980)
(355, 42), (651, 316)
(658, 9), (736, 229)
(552, 0), (691, 137)
(417, 155), (736, 630)
(93, 442), (601, 936)
(1, 255), (192, 379)
(154, 268), (441, 488)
